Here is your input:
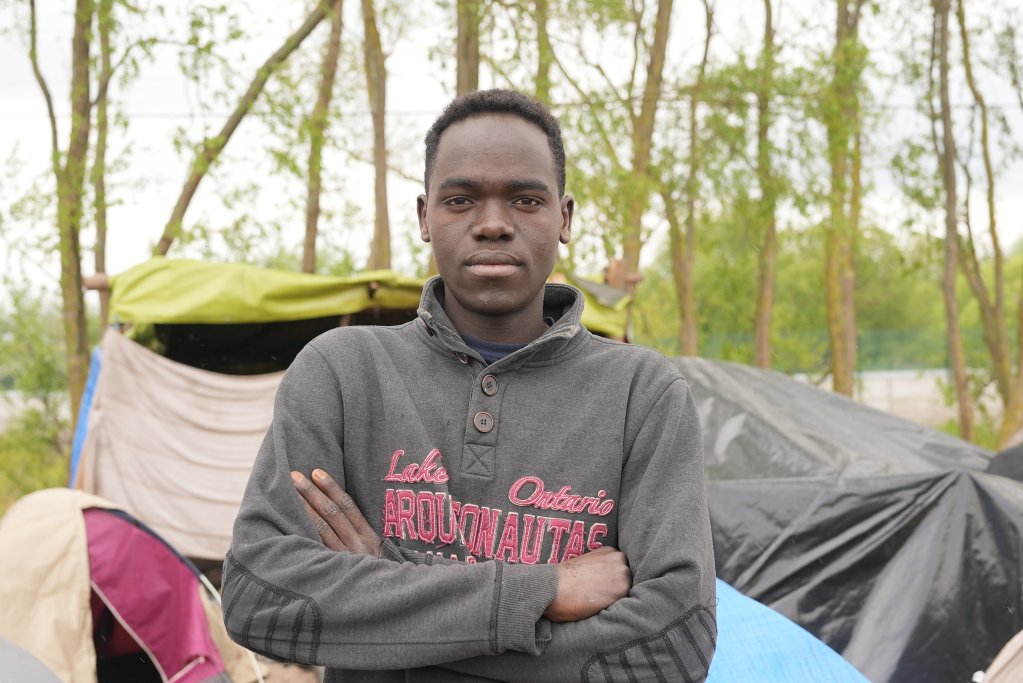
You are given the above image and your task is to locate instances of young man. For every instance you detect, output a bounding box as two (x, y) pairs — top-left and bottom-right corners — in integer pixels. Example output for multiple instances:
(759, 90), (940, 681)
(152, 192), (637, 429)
(222, 89), (716, 682)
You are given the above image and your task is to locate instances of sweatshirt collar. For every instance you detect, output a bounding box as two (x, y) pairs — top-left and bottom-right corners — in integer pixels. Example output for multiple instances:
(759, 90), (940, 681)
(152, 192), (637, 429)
(416, 277), (585, 366)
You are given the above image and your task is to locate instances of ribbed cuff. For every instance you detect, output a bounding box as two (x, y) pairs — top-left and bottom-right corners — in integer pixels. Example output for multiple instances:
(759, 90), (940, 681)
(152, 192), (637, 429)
(378, 538), (407, 562)
(494, 562), (559, 655)
(380, 539), (460, 565)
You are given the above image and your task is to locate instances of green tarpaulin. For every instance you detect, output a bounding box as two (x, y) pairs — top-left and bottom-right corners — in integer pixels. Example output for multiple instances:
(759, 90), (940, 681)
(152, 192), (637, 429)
(109, 258), (628, 339)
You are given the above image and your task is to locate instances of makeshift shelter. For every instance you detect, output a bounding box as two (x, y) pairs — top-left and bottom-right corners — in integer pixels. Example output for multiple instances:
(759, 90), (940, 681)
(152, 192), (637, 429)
(0, 488), (258, 683)
(675, 356), (1023, 683)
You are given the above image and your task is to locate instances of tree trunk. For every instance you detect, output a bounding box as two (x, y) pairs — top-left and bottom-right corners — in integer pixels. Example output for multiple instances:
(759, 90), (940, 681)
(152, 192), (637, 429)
(156, 0), (334, 256)
(993, 34), (1023, 430)
(457, 0), (480, 95)
(753, 0), (777, 369)
(954, 0), (1015, 443)
(361, 0), (390, 271)
(617, 0), (673, 295)
(31, 0), (94, 432)
(824, 0), (863, 396)
(672, 0), (712, 356)
(304, 0), (344, 274)
(958, 181), (1010, 404)
(92, 0), (113, 327)
(935, 0), (974, 440)
(661, 186), (694, 355)
(535, 0), (553, 103)
(843, 126), (860, 374)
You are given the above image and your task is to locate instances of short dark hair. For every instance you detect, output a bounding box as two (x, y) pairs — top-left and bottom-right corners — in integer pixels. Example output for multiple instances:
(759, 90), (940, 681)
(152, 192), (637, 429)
(423, 89), (566, 196)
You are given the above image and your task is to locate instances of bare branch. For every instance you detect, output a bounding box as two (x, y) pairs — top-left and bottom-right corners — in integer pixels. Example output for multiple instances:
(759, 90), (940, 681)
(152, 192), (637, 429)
(28, 0), (61, 174)
(626, 0), (644, 114)
(91, 42), (137, 108)
(550, 50), (623, 169)
(156, 0), (335, 256)
(1004, 25), (1023, 112)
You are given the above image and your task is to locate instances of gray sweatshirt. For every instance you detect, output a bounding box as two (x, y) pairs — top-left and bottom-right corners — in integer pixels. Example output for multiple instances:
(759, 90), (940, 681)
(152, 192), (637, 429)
(222, 279), (716, 682)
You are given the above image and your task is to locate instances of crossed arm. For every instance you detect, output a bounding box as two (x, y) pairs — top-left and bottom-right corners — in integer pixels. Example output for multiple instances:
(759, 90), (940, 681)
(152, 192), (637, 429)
(290, 468), (632, 623)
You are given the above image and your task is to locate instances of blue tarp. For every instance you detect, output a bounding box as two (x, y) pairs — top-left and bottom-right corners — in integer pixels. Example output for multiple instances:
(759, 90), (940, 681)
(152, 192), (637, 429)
(68, 346), (102, 488)
(708, 580), (868, 682)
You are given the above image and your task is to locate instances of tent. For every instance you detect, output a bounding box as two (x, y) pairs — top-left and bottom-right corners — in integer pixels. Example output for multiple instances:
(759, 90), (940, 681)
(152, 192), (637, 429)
(0, 488), (258, 683)
(674, 356), (1023, 683)
(707, 580), (867, 682)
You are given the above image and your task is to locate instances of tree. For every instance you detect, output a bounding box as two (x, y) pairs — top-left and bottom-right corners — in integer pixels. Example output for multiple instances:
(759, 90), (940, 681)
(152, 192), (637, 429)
(534, 0), (553, 103)
(753, 0), (778, 369)
(550, 0), (674, 293)
(28, 0), (94, 430)
(658, 0), (712, 357)
(823, 0), (867, 396)
(361, 0), (390, 270)
(616, 0), (674, 296)
(156, 0), (337, 256)
(933, 0), (974, 440)
(953, 0), (1021, 445)
(91, 0), (113, 327)
(303, 0), (345, 274)
(457, 0), (481, 95)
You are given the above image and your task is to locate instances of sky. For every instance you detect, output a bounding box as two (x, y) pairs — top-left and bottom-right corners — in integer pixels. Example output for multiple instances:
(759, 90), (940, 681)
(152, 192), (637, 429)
(0, 0), (453, 289)
(2, 0), (1022, 307)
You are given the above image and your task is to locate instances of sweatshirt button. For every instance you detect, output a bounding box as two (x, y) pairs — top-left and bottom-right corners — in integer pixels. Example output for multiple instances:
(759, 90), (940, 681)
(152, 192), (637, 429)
(473, 412), (494, 433)
(481, 374), (498, 396)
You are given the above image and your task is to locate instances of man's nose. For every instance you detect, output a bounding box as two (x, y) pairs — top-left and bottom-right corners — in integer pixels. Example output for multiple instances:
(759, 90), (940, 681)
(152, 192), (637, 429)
(471, 200), (514, 240)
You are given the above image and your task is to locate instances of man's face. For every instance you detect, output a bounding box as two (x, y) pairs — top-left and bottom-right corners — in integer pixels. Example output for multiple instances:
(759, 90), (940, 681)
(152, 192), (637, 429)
(417, 113), (573, 335)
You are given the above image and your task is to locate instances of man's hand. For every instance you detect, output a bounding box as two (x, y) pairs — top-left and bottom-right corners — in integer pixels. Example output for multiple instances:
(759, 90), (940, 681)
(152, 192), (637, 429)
(291, 469), (382, 557)
(544, 547), (632, 622)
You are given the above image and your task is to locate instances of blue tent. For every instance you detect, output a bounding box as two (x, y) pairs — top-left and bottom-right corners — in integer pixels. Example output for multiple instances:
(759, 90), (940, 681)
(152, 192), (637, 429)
(708, 580), (867, 682)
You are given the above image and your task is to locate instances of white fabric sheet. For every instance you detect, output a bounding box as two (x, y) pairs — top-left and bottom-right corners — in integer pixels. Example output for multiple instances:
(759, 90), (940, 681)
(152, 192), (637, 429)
(78, 329), (283, 559)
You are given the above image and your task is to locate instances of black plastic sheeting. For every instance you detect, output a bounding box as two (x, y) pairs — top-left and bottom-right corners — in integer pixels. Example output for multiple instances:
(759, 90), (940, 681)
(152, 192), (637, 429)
(674, 357), (1023, 683)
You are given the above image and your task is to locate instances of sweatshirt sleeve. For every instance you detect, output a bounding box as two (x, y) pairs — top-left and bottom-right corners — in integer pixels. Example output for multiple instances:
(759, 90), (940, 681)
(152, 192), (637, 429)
(430, 377), (717, 682)
(221, 344), (559, 670)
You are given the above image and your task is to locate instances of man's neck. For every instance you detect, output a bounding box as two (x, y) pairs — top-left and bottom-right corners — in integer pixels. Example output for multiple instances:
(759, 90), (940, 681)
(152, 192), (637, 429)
(444, 305), (548, 345)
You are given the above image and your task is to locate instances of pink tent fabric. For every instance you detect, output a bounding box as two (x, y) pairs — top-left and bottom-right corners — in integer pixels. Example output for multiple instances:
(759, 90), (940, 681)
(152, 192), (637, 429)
(84, 508), (229, 683)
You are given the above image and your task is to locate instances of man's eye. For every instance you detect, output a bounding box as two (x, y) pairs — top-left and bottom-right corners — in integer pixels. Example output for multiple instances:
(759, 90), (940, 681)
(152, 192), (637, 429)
(444, 197), (472, 206)
(513, 197), (543, 207)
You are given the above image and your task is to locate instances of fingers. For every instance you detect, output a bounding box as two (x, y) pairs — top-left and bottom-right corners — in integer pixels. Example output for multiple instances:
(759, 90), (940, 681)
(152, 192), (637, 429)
(309, 469), (377, 539)
(291, 470), (382, 557)
(298, 495), (345, 551)
(291, 470), (364, 552)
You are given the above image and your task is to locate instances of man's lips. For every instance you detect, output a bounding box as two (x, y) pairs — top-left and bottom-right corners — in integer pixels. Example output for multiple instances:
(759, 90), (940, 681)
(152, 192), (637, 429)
(464, 252), (521, 277)
(464, 252), (520, 266)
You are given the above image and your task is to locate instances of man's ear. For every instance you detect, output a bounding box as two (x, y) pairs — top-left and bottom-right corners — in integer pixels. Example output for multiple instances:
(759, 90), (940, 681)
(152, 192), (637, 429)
(417, 194), (430, 242)
(559, 194), (575, 245)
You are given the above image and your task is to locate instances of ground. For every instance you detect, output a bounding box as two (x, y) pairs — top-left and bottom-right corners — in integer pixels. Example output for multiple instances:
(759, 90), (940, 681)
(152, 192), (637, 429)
(261, 660), (322, 682)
